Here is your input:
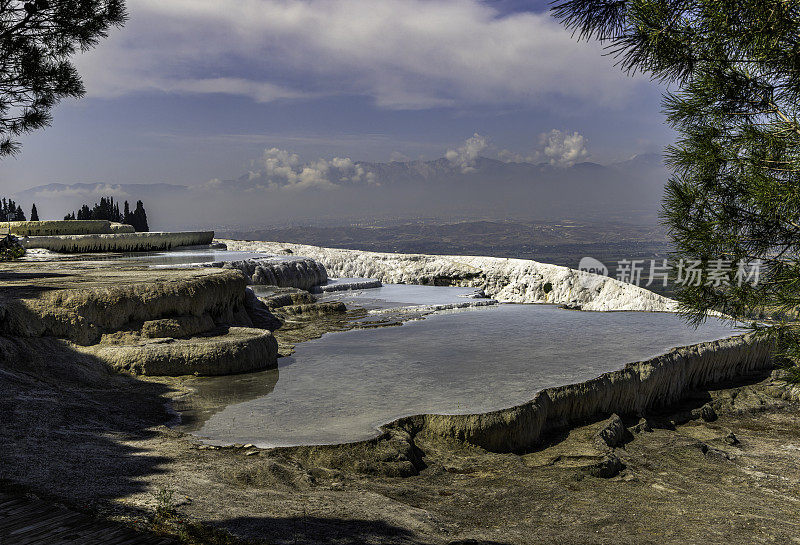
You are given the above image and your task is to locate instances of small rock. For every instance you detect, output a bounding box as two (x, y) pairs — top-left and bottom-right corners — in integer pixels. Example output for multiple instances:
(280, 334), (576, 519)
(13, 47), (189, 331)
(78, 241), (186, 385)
(580, 454), (625, 479)
(697, 441), (733, 461)
(724, 432), (740, 446)
(233, 443), (245, 449)
(632, 417), (653, 433)
(244, 444), (255, 449)
(770, 368), (787, 380)
(594, 414), (630, 449)
(244, 288), (283, 331)
(700, 404), (718, 422)
(244, 450), (259, 456)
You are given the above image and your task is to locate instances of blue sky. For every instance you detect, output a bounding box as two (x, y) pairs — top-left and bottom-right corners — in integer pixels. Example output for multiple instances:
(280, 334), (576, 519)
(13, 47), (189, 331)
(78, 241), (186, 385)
(1, 0), (672, 192)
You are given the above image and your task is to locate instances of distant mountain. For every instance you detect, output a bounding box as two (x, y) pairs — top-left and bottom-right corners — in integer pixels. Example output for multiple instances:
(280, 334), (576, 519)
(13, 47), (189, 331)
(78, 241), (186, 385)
(610, 152), (665, 171)
(17, 182), (189, 200)
(13, 154), (669, 229)
(16, 155), (666, 196)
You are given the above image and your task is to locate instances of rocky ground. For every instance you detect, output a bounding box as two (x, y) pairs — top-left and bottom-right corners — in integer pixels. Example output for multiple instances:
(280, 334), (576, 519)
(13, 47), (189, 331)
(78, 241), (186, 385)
(2, 258), (800, 544)
(2, 328), (799, 544)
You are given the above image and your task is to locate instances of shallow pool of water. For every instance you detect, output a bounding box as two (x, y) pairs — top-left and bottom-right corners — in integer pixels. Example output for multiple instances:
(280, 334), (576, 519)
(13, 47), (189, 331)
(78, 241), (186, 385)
(181, 297), (741, 448)
(317, 282), (484, 310)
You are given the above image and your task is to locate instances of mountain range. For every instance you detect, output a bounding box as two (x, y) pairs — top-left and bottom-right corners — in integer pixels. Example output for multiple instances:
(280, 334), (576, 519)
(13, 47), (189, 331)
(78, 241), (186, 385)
(14, 153), (668, 230)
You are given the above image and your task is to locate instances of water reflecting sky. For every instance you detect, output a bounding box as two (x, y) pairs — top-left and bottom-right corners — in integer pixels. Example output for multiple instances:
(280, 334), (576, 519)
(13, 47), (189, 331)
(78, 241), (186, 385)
(181, 290), (741, 448)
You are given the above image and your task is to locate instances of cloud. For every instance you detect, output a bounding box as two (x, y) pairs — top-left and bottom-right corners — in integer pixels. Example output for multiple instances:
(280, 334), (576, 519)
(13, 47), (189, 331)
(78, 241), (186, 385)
(253, 148), (337, 190)
(242, 147), (376, 190)
(74, 0), (643, 110)
(537, 129), (590, 167)
(446, 133), (489, 172)
(497, 149), (528, 163)
(498, 129), (590, 167)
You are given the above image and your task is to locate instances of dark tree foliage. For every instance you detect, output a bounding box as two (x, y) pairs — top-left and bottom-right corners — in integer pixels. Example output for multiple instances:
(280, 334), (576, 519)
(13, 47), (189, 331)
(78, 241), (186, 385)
(129, 199), (148, 232)
(0, 0), (127, 156)
(65, 195), (120, 221)
(64, 196), (148, 231)
(30, 202), (38, 220)
(0, 196), (25, 220)
(553, 0), (800, 375)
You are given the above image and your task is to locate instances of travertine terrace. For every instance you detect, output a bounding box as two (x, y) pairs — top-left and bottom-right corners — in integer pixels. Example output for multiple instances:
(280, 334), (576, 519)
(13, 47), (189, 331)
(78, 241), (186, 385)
(221, 240), (679, 311)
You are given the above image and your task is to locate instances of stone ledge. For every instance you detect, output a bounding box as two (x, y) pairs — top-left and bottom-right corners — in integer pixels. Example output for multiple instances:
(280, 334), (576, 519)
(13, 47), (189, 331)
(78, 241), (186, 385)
(20, 231), (214, 253)
(80, 327), (278, 376)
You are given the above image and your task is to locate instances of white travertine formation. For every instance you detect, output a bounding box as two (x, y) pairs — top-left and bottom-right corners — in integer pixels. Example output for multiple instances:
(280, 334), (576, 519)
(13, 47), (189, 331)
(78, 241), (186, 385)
(20, 231), (214, 253)
(313, 279), (382, 293)
(109, 222), (135, 233)
(211, 257), (328, 290)
(6, 220), (115, 236)
(219, 240), (679, 312)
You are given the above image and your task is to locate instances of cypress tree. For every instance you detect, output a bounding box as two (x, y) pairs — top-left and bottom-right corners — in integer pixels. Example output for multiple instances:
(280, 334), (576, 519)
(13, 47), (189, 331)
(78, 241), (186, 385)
(31, 204), (39, 222)
(131, 200), (149, 232)
(65, 196), (147, 226)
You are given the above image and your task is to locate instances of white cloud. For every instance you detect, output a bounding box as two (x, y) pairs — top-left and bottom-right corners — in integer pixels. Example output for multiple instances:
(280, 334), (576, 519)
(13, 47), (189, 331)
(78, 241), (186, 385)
(497, 149), (528, 163)
(244, 147), (377, 190)
(446, 133), (489, 173)
(74, 0), (643, 110)
(537, 129), (590, 167)
(252, 148), (336, 190)
(498, 129), (590, 167)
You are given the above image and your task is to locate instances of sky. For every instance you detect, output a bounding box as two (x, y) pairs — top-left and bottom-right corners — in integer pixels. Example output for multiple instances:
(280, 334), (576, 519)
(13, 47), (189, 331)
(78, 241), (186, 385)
(0, 0), (673, 195)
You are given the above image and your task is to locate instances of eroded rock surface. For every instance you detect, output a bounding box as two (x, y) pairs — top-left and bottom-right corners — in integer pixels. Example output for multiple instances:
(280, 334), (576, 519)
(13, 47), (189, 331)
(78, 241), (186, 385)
(21, 231), (214, 253)
(278, 301), (347, 317)
(212, 257), (327, 290)
(0, 265), (278, 376)
(594, 414), (630, 449)
(141, 315), (217, 339)
(82, 327), (278, 376)
(258, 287), (318, 309)
(243, 287), (282, 331)
(0, 268), (251, 345)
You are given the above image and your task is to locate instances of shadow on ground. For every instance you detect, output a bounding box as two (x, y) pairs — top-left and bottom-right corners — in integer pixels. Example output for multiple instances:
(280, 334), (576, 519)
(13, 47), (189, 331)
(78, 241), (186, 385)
(221, 516), (511, 545)
(0, 335), (173, 511)
(0, 334), (466, 544)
